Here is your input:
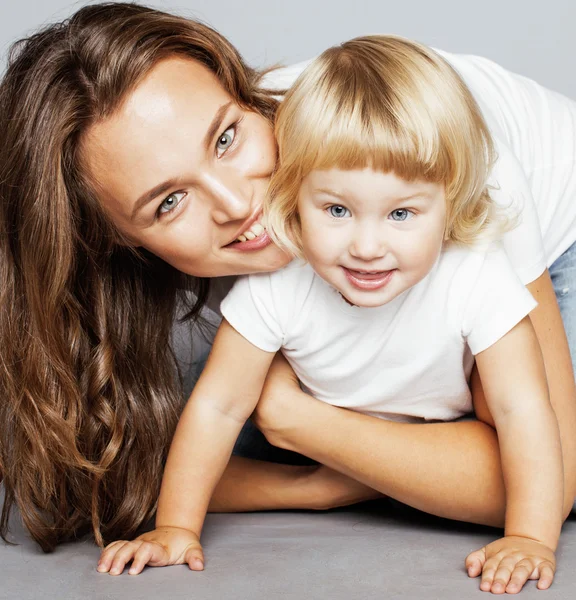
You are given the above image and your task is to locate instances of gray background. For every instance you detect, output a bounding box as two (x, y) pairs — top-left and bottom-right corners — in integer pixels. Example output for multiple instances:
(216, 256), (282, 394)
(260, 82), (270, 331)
(1, 0), (575, 99)
(2, 2), (576, 598)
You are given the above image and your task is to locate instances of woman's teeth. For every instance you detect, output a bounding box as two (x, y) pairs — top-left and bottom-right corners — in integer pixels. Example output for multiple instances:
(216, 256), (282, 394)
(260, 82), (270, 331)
(236, 222), (265, 242)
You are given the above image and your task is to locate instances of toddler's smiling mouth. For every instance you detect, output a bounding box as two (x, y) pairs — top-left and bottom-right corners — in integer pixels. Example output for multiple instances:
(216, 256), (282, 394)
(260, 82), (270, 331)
(342, 267), (396, 290)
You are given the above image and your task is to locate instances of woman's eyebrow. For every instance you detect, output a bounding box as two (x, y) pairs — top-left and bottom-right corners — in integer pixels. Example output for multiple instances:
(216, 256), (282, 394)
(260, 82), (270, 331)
(131, 179), (180, 221)
(130, 101), (234, 221)
(203, 101), (233, 152)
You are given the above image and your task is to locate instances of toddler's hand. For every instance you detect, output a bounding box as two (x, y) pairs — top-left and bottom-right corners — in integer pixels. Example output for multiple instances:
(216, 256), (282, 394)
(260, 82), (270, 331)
(96, 526), (204, 575)
(465, 535), (556, 594)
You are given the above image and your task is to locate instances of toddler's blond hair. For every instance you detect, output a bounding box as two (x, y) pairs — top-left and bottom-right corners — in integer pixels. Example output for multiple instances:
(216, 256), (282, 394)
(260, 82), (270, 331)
(266, 35), (504, 256)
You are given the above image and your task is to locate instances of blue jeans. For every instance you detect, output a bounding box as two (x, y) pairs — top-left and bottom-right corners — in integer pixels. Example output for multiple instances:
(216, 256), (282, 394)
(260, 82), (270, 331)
(550, 241), (576, 377)
(550, 241), (576, 512)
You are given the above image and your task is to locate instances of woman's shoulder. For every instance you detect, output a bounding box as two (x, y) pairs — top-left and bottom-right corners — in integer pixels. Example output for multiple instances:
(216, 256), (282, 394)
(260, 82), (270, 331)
(437, 243), (515, 293)
(259, 59), (315, 91)
(205, 275), (238, 315)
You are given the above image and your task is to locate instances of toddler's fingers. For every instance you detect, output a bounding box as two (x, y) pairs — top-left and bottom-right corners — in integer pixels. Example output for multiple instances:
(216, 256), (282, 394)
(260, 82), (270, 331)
(479, 558), (500, 592)
(128, 542), (167, 575)
(97, 541), (129, 573)
(536, 562), (555, 590)
(465, 548), (486, 578)
(528, 565), (540, 579)
(504, 560), (534, 595)
(184, 545), (205, 571)
(488, 561), (515, 595)
(108, 540), (142, 575)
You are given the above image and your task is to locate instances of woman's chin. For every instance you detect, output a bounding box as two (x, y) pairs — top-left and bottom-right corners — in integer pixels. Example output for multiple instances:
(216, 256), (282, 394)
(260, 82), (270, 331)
(244, 244), (293, 274)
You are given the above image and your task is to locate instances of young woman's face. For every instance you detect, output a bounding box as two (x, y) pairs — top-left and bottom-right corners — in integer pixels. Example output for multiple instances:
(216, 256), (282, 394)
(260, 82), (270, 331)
(82, 56), (291, 277)
(298, 168), (447, 307)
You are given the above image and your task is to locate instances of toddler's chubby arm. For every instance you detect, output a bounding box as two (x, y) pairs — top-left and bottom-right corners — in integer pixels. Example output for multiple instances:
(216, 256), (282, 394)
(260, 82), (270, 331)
(97, 319), (275, 575)
(467, 316), (563, 594)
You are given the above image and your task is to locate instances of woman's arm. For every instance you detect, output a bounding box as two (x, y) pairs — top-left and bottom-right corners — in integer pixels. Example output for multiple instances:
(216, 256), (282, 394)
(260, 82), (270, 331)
(254, 354), (507, 526)
(252, 270), (576, 524)
(208, 457), (382, 512)
(97, 320), (275, 575)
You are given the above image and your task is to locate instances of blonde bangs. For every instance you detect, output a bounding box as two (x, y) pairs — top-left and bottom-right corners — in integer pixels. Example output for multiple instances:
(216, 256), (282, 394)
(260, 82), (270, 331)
(277, 51), (460, 182)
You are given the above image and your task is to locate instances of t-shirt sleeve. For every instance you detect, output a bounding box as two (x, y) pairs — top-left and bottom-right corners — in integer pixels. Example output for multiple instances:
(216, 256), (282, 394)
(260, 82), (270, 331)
(462, 245), (538, 354)
(220, 273), (284, 353)
(490, 138), (547, 285)
(259, 59), (314, 92)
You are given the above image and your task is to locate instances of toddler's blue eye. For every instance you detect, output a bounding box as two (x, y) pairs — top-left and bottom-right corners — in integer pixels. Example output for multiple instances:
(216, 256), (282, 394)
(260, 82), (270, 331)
(390, 209), (412, 221)
(328, 205), (350, 218)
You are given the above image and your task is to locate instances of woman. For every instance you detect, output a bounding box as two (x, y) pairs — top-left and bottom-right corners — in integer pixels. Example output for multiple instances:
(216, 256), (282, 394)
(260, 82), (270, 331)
(1, 2), (575, 556)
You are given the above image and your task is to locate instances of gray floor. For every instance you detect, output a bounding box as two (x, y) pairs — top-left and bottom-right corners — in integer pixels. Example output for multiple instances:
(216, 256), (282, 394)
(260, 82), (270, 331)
(2, 495), (576, 600)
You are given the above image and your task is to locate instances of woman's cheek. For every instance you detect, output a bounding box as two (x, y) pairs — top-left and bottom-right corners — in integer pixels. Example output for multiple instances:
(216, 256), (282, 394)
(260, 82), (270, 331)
(147, 225), (209, 274)
(242, 117), (277, 177)
(240, 142), (274, 176)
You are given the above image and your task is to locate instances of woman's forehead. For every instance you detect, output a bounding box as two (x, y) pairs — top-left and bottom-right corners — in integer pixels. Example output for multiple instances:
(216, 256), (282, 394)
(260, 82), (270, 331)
(81, 57), (233, 220)
(92, 57), (231, 144)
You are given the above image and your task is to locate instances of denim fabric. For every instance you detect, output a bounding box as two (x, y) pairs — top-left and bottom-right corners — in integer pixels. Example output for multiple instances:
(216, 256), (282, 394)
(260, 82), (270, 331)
(550, 241), (576, 377)
(549, 241), (576, 513)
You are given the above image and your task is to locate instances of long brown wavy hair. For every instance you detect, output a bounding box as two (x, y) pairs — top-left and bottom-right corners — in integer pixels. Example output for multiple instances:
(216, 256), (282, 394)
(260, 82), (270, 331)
(0, 2), (278, 552)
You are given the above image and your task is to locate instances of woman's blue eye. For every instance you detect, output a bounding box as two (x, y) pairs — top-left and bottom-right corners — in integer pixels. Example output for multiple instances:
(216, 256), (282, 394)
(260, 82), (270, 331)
(216, 126), (236, 156)
(328, 205), (350, 218)
(158, 192), (186, 215)
(390, 208), (412, 221)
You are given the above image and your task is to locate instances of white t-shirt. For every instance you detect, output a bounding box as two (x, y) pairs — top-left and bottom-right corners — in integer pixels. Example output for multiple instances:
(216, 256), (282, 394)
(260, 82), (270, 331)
(221, 245), (537, 423)
(262, 49), (576, 279)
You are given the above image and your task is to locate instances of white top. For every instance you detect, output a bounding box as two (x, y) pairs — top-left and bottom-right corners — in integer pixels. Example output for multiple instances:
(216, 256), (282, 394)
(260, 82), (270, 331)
(262, 48), (576, 280)
(221, 245), (537, 423)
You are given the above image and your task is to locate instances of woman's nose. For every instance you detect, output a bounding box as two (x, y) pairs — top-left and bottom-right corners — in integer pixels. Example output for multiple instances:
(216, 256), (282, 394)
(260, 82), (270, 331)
(202, 171), (252, 223)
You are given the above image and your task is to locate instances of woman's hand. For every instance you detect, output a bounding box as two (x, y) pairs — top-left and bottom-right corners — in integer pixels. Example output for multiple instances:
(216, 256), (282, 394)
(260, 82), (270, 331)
(252, 353), (312, 447)
(96, 526), (204, 576)
(465, 535), (556, 594)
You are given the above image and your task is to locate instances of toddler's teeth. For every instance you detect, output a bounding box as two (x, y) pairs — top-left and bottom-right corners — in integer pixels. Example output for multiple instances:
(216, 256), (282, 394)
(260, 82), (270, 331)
(245, 231), (256, 240)
(238, 235), (247, 242)
(251, 223), (264, 236)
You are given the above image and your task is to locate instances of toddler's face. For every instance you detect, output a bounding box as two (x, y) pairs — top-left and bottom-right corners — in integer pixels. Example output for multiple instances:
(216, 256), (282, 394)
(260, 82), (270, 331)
(298, 168), (446, 307)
